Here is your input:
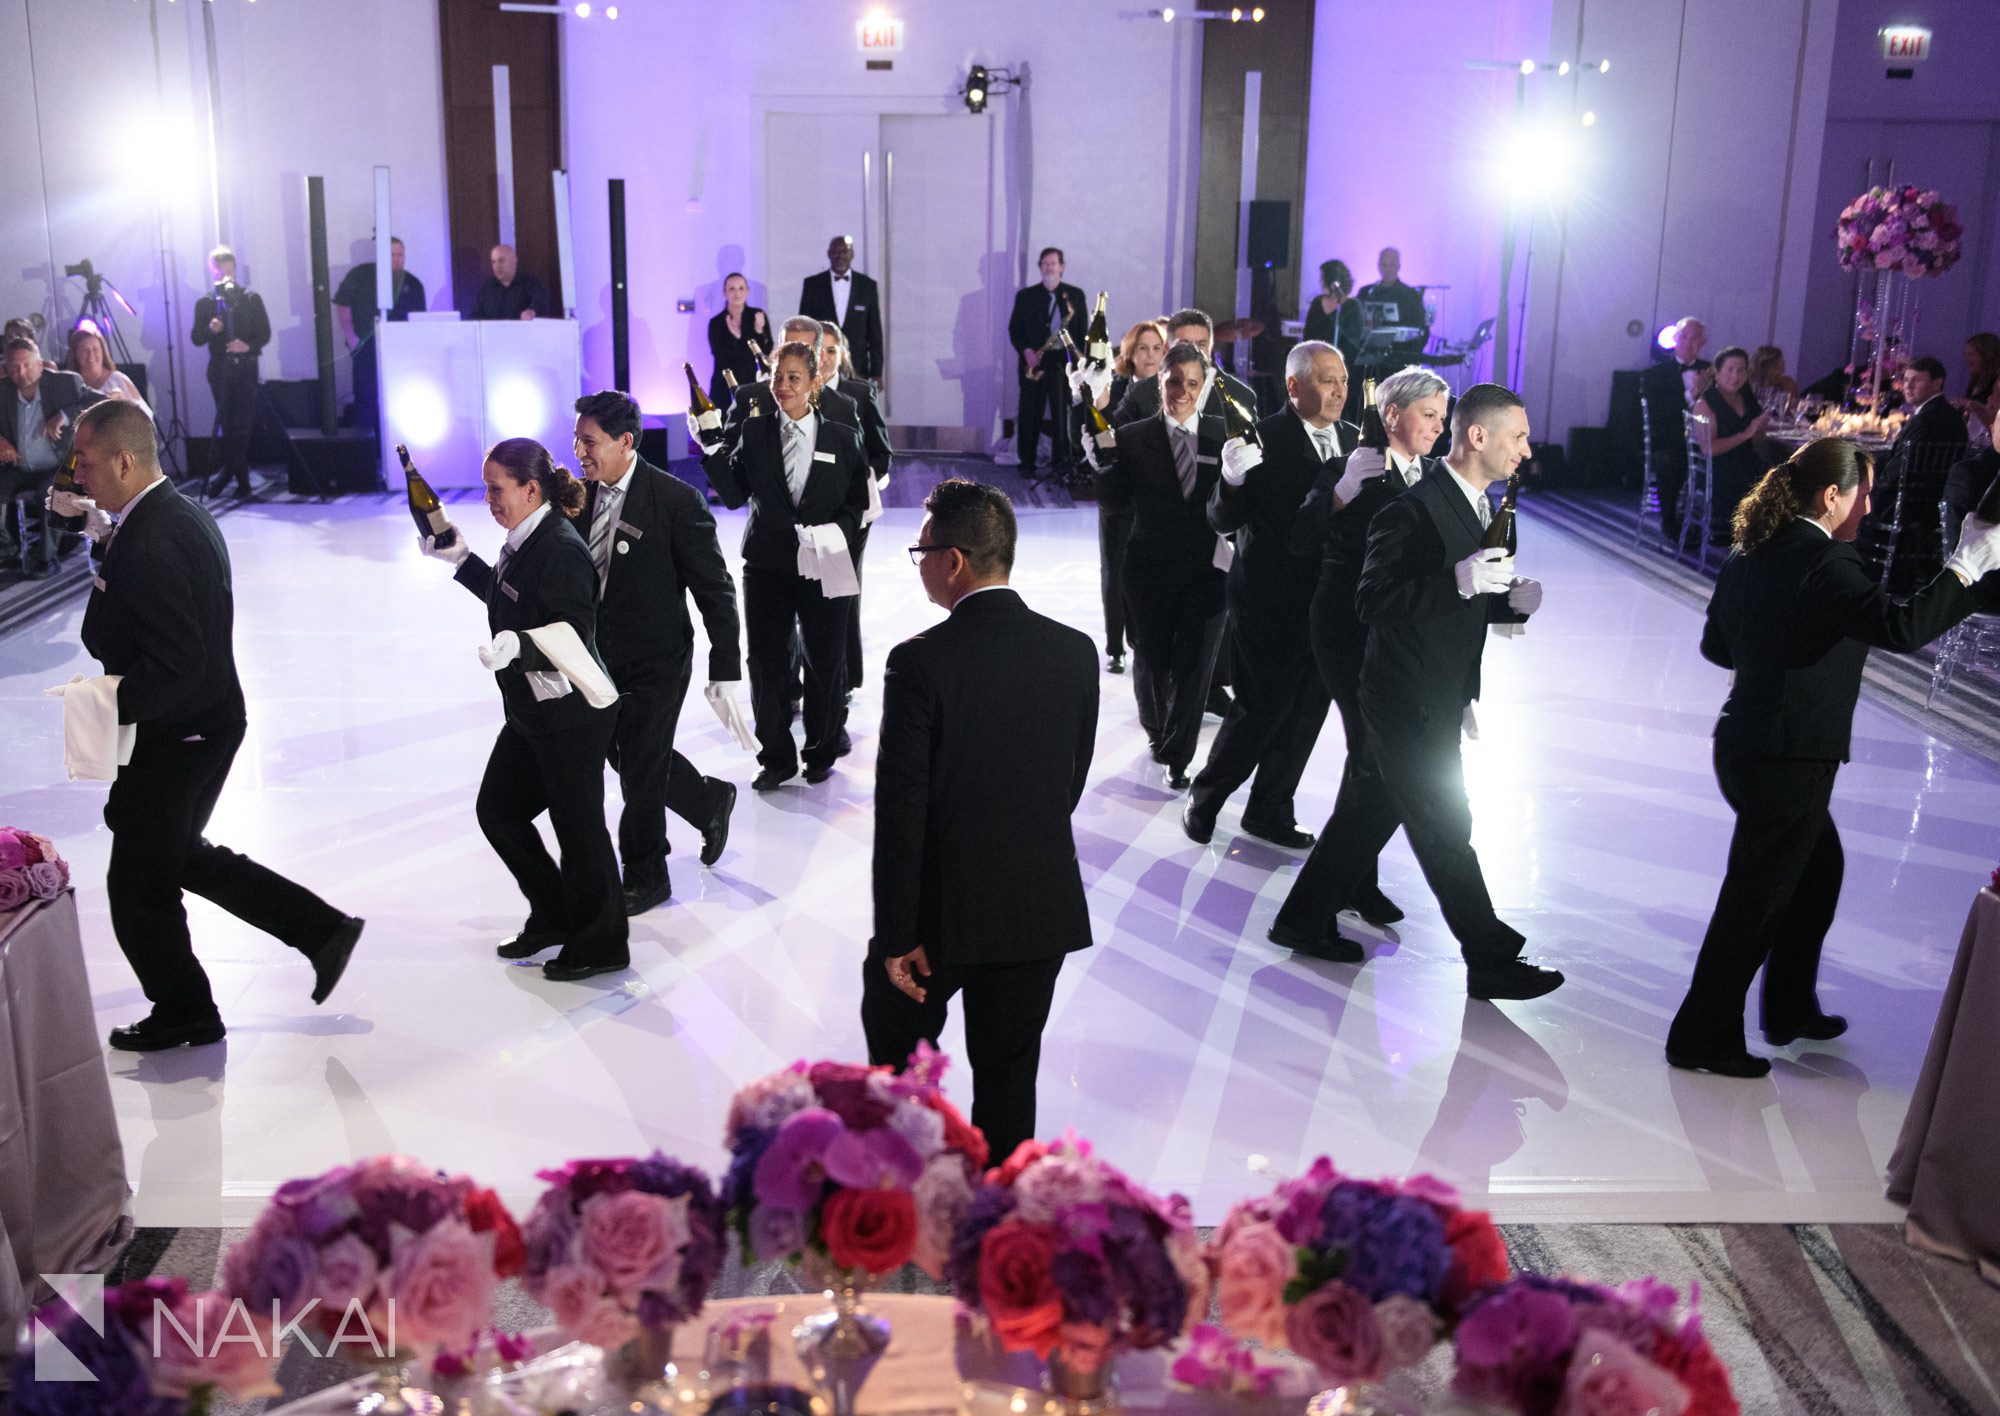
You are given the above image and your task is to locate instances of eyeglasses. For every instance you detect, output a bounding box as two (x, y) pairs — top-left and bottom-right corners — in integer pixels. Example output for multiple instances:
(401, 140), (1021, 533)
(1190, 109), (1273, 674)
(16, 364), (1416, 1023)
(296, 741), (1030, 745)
(908, 544), (962, 565)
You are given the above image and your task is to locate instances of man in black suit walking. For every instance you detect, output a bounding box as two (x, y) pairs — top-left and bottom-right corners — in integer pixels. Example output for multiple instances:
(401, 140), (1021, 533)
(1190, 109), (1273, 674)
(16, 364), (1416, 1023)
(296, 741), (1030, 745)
(1003, 247), (1088, 477)
(861, 480), (1098, 1162)
(1268, 384), (1563, 1002)
(1, 334), (102, 575)
(798, 235), (883, 382)
(68, 400), (363, 1051)
(573, 390), (743, 916)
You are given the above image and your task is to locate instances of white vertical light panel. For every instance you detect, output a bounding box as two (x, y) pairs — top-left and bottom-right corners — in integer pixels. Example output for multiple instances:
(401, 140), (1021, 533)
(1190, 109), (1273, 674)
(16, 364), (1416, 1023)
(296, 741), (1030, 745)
(492, 64), (516, 248)
(372, 166), (392, 313)
(1234, 71), (1261, 331)
(552, 168), (576, 318)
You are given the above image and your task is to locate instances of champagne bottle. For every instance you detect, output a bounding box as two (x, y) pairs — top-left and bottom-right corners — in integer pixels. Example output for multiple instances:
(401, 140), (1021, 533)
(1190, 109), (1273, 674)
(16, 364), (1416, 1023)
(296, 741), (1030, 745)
(1222, 391), (1263, 449)
(399, 444), (456, 547)
(1058, 327), (1082, 370)
(752, 346), (771, 381)
(1085, 291), (1112, 369)
(1357, 378), (1389, 452)
(1083, 394), (1115, 451)
(1480, 474), (1519, 555)
(721, 368), (739, 391)
(685, 362), (723, 438)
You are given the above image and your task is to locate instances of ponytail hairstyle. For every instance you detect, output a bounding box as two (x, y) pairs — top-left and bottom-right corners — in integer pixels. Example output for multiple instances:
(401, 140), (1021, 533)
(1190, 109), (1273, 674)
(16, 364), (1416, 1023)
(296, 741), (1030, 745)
(486, 436), (587, 516)
(1732, 436), (1871, 552)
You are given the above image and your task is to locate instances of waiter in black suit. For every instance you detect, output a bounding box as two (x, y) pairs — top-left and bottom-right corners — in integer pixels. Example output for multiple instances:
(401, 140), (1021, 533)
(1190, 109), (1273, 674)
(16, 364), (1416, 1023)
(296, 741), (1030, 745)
(1668, 438), (2000, 1075)
(1638, 317), (1712, 538)
(1, 335), (101, 575)
(189, 245), (272, 499)
(861, 479), (1098, 1162)
(798, 235), (883, 382)
(1106, 308), (1256, 427)
(1268, 384), (1563, 1002)
(815, 321), (893, 692)
(1088, 341), (1229, 788)
(425, 438), (628, 981)
(1183, 340), (1356, 849)
(1005, 247), (1088, 477)
(1286, 366), (1454, 928)
(692, 340), (871, 790)
(68, 401), (362, 1050)
(572, 390), (743, 916)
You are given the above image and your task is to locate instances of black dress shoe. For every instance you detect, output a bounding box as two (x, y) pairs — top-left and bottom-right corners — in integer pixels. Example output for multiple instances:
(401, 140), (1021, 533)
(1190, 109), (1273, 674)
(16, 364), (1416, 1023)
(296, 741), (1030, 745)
(108, 1014), (226, 1052)
(623, 880), (672, 917)
(833, 731), (853, 759)
(311, 916), (365, 1005)
(543, 953), (630, 982)
(1166, 769), (1192, 791)
(752, 767), (796, 792)
(497, 931), (564, 960)
(1108, 654), (1125, 675)
(700, 782), (737, 866)
(1241, 817), (1316, 850)
(1181, 802), (1214, 844)
(805, 763), (835, 784)
(1206, 686), (1233, 717)
(1666, 1047), (1772, 1078)
(1267, 922), (1365, 964)
(1352, 886), (1405, 926)
(1763, 1013), (1847, 1046)
(1467, 958), (1565, 1001)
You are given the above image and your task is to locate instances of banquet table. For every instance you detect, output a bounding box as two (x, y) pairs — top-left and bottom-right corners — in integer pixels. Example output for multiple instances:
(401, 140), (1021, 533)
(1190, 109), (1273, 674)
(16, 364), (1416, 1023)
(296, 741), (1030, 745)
(1887, 888), (2000, 1286)
(1766, 424), (1894, 456)
(0, 889), (134, 1338)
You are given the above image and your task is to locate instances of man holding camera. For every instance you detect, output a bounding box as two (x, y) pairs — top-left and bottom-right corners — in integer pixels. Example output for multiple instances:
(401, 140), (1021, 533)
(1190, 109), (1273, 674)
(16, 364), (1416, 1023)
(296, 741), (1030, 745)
(190, 245), (271, 500)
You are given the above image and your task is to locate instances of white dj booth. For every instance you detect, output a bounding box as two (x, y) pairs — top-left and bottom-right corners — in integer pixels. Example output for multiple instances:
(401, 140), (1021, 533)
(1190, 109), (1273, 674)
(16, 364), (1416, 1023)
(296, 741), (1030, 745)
(374, 317), (583, 489)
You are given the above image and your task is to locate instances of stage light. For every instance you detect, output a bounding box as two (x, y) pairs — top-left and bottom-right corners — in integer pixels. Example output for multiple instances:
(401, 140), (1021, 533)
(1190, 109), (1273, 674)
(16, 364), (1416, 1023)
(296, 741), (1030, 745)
(573, 1), (589, 15)
(963, 64), (989, 113)
(1598, 58), (1611, 73)
(1230, 6), (1242, 19)
(1518, 58), (1536, 75)
(1161, 6), (1174, 19)
(1558, 60), (1571, 75)
(1252, 6), (1265, 18)
(390, 379), (450, 449)
(1656, 322), (1680, 352)
(1580, 110), (1597, 127)
(488, 375), (550, 440)
(1501, 124), (1576, 197)
(605, 3), (617, 14)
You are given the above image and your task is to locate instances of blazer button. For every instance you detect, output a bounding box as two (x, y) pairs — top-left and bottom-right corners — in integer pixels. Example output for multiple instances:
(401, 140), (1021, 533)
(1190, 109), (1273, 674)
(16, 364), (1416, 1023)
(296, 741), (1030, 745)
(616, 541), (630, 555)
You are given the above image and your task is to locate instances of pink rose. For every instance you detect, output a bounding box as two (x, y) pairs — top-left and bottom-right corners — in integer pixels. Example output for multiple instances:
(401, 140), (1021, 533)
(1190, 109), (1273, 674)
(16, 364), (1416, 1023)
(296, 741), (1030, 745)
(1285, 1280), (1382, 1382)
(1372, 1295), (1438, 1372)
(315, 1232), (381, 1314)
(152, 1290), (281, 1402)
(0, 871), (27, 912)
(1215, 1221), (1292, 1348)
(910, 1154), (974, 1278)
(1560, 1330), (1691, 1416)
(543, 1263), (640, 1350)
(581, 1190), (689, 1299)
(25, 860), (66, 898)
(0, 832), (26, 871)
(389, 1219), (498, 1352)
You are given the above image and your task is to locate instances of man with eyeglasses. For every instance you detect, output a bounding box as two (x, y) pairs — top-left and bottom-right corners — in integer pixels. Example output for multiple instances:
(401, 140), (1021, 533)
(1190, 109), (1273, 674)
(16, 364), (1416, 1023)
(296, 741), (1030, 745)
(863, 479), (1098, 1163)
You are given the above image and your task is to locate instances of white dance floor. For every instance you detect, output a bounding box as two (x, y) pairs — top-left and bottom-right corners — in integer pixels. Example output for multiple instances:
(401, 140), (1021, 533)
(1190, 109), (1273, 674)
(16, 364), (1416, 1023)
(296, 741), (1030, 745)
(3, 495), (1994, 1228)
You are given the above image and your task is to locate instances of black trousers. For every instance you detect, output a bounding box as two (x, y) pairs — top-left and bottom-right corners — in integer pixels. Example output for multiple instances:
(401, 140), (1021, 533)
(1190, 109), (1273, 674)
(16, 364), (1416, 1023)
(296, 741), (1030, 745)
(743, 564), (851, 775)
(1668, 746), (1843, 1056)
(860, 951), (1067, 1166)
(206, 353), (259, 492)
(1098, 507), (1133, 656)
(104, 723), (345, 1023)
(1190, 622), (1331, 827)
(845, 520), (873, 691)
(1276, 712), (1523, 967)
(475, 714), (628, 963)
(352, 338), (380, 437)
(1016, 367), (1074, 471)
(1655, 443), (1687, 536)
(1309, 597), (1386, 899)
(1124, 571), (1224, 772)
(605, 653), (721, 893)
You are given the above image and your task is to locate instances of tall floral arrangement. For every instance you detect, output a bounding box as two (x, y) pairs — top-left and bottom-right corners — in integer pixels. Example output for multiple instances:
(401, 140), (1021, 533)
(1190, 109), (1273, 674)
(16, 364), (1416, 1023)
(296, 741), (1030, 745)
(1836, 186), (1963, 278)
(0, 827), (69, 911)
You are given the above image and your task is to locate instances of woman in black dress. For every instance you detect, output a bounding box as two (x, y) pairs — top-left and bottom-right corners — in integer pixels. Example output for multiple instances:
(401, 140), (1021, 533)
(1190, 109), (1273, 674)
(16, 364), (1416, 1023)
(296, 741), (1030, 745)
(1666, 438), (2000, 1075)
(1699, 346), (1771, 540)
(706, 272), (774, 407)
(423, 438), (627, 981)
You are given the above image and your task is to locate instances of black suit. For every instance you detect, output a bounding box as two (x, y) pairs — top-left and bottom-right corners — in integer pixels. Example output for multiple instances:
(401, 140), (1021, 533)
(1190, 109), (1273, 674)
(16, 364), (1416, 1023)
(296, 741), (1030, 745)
(1190, 411), (1355, 828)
(1, 369), (102, 571)
(1274, 467), (1529, 966)
(705, 307), (775, 407)
(830, 376), (893, 690)
(80, 480), (346, 1025)
(1098, 412), (1229, 771)
(191, 282), (272, 495)
(701, 411), (871, 776)
(861, 587), (1098, 1161)
(1639, 357), (1710, 535)
(1668, 522), (1996, 1056)
(1081, 374), (1133, 656)
(1006, 281), (1088, 471)
(799, 271), (883, 380)
(453, 508), (627, 966)
(1867, 395), (1970, 590)
(582, 456), (742, 894)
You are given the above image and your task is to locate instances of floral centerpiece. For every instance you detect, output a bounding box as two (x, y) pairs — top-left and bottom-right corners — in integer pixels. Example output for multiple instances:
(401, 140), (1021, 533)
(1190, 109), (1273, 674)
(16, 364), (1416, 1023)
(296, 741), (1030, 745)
(0, 827), (69, 912)
(1205, 1158), (1511, 1388)
(9, 1276), (278, 1416)
(220, 1156), (524, 1381)
(946, 1131), (1205, 1406)
(1450, 1274), (1739, 1416)
(1835, 186), (1963, 278)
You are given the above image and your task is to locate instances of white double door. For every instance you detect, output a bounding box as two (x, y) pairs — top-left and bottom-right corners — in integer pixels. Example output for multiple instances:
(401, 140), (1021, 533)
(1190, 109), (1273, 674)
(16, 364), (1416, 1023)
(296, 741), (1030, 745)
(764, 110), (1002, 442)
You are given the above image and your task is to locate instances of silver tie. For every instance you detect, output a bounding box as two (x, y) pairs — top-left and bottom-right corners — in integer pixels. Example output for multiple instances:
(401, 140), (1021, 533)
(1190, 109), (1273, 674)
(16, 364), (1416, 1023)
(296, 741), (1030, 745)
(1173, 426), (1197, 498)
(784, 420), (810, 502)
(588, 487), (619, 580)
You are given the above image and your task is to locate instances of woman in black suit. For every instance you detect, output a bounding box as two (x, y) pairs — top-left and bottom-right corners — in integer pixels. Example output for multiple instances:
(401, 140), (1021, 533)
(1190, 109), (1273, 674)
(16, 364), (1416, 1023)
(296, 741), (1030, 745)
(1667, 438), (2000, 1075)
(706, 272), (774, 407)
(423, 438), (628, 981)
(691, 340), (871, 790)
(1073, 320), (1167, 674)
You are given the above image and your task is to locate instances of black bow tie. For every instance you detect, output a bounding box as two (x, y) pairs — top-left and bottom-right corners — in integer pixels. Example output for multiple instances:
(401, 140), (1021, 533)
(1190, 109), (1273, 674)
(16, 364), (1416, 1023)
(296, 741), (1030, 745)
(832, 273), (850, 282)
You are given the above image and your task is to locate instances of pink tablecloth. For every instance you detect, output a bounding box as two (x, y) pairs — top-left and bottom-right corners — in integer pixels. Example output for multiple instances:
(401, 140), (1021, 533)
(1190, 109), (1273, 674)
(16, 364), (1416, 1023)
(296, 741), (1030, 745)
(0, 890), (134, 1337)
(1887, 888), (2000, 1285)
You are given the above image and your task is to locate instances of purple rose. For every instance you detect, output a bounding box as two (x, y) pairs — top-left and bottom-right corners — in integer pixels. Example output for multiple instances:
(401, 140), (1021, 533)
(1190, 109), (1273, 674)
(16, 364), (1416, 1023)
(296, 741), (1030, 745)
(808, 1061), (896, 1130)
(752, 1108), (844, 1210)
(236, 1232), (319, 1317)
(944, 1184), (1018, 1298)
(1285, 1280), (1382, 1382)
(25, 860), (66, 899)
(1051, 1250), (1117, 1325)
(0, 832), (27, 871)
(1317, 1182), (1450, 1303)
(748, 1205), (804, 1261)
(722, 1126), (775, 1212)
(522, 1189), (582, 1281)
(0, 871), (28, 912)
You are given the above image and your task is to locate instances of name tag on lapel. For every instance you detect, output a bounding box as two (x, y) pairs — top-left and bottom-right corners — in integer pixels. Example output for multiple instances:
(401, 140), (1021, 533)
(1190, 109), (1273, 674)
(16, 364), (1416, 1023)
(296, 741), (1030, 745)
(1196, 454), (1219, 466)
(615, 519), (643, 539)
(851, 304), (868, 312)
(813, 450), (836, 464)
(92, 575), (107, 592)
(498, 579), (520, 602)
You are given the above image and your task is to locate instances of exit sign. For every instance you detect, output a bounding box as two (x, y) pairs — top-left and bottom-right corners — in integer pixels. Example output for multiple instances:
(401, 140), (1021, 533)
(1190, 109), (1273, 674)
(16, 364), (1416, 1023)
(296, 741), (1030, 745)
(857, 17), (904, 53)
(1879, 26), (1931, 61)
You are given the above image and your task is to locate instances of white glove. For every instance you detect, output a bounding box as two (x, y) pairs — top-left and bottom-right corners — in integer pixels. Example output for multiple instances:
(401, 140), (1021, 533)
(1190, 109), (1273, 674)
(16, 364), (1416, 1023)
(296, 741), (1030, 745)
(422, 531), (470, 567)
(478, 630), (522, 670)
(1332, 447), (1387, 506)
(1455, 548), (1514, 599)
(1461, 703), (1479, 740)
(1506, 576), (1544, 615)
(1219, 437), (1263, 486)
(704, 680), (755, 751)
(1083, 430), (1110, 470)
(686, 409), (722, 455)
(47, 487), (115, 542)
(1945, 514), (2000, 584)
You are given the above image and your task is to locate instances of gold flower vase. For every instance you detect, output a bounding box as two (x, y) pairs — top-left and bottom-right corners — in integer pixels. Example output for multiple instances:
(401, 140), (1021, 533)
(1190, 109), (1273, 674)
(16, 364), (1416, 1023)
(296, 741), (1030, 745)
(791, 1266), (890, 1416)
(350, 1357), (442, 1416)
(1045, 1337), (1118, 1415)
(608, 1326), (683, 1411)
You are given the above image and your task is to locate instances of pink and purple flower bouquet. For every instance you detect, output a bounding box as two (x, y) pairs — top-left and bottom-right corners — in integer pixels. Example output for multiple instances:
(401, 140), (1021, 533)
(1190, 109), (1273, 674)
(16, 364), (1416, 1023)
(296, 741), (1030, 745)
(1168, 1323), (1316, 1401)
(520, 1153), (726, 1350)
(1835, 185), (1963, 279)
(0, 826), (70, 912)
(721, 1047), (989, 1279)
(9, 1276), (279, 1416)
(945, 1131), (1206, 1376)
(1450, 1274), (1740, 1416)
(1205, 1158), (1512, 1385)
(220, 1155), (525, 1363)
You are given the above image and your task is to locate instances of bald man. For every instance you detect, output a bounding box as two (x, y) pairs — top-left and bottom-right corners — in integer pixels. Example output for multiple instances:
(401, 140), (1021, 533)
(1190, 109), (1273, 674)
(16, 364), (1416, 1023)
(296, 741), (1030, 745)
(471, 244), (550, 321)
(1352, 246), (1429, 371)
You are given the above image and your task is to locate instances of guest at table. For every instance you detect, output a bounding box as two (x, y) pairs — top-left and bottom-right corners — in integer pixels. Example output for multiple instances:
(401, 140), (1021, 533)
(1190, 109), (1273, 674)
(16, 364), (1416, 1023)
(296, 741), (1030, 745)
(65, 323), (148, 413)
(1748, 345), (1798, 408)
(1957, 332), (1999, 444)
(1699, 348), (1771, 542)
(1667, 438), (2000, 1076)
(1640, 317), (1712, 539)
(1943, 447), (2000, 547)
(706, 273), (774, 409)
(1302, 259), (1365, 367)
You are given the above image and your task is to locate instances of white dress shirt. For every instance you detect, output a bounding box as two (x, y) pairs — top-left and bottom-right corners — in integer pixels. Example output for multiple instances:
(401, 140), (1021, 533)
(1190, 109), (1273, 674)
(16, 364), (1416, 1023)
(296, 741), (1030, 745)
(1388, 449), (1424, 486)
(1444, 464), (1494, 529)
(587, 450), (637, 586)
(830, 271), (851, 325)
(1297, 412), (1340, 463)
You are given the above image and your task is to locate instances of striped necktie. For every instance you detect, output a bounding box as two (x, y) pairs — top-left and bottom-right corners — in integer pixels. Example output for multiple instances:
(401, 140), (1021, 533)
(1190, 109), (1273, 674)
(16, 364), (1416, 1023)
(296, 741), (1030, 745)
(588, 484), (621, 583)
(1172, 424), (1197, 498)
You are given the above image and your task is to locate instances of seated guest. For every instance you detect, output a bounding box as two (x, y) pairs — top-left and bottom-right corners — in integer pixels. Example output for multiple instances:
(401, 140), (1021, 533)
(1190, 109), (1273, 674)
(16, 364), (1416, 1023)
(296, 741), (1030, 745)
(1865, 357), (1969, 590)
(1748, 345), (1798, 406)
(1957, 332), (1999, 444)
(470, 244), (550, 322)
(706, 273), (773, 408)
(3, 317), (41, 352)
(1639, 317), (1711, 538)
(1699, 347), (1771, 542)
(0, 333), (101, 575)
(1302, 259), (1364, 367)
(1881, 357), (1968, 483)
(1943, 447), (2000, 550)
(67, 322), (149, 413)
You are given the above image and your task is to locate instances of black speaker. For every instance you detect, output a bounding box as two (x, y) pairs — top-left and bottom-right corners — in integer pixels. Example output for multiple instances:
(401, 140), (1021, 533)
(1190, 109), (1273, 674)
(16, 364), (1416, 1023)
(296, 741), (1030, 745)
(609, 178), (629, 394)
(1246, 200), (1290, 270)
(307, 175), (335, 435)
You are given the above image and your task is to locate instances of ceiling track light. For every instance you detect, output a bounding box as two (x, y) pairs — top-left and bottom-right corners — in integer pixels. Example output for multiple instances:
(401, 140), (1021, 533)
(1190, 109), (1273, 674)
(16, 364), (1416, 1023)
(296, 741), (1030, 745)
(1140, 6), (1264, 20)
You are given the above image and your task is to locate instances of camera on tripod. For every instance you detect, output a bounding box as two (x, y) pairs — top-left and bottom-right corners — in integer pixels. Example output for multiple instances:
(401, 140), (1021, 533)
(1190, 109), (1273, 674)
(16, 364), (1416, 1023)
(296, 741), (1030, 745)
(64, 258), (103, 298)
